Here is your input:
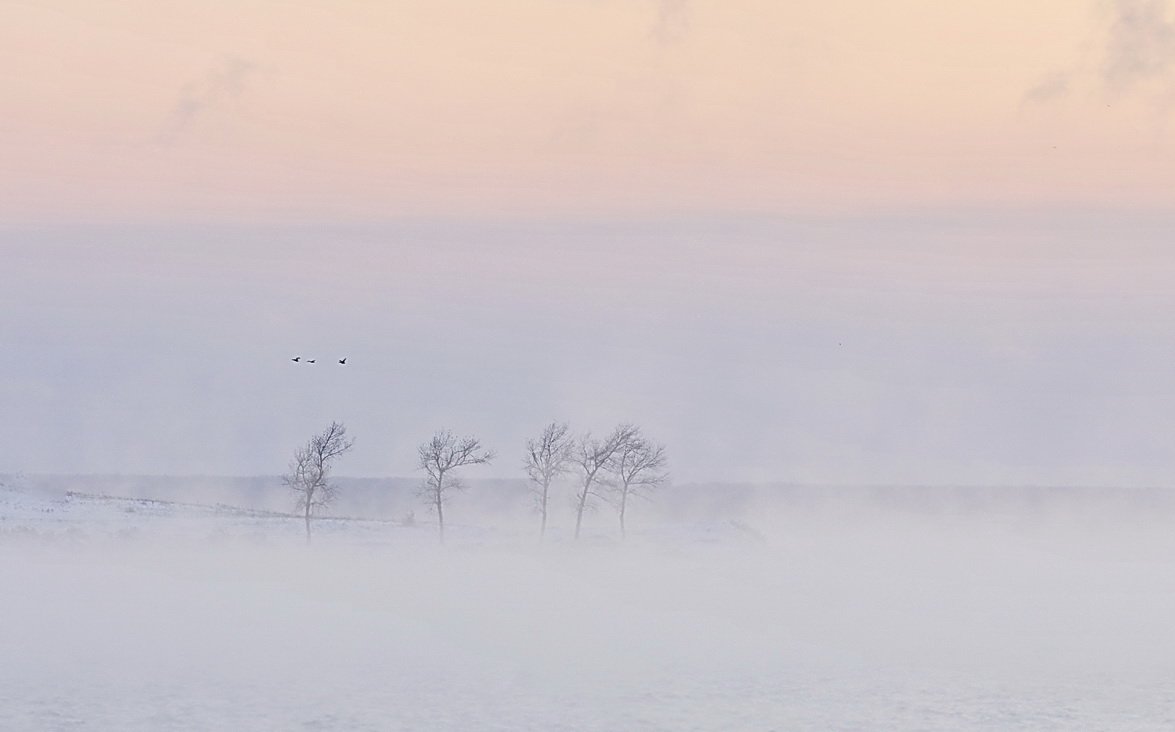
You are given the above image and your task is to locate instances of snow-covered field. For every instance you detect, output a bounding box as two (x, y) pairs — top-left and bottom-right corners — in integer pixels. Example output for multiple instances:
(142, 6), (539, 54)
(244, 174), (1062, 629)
(5, 482), (1175, 730)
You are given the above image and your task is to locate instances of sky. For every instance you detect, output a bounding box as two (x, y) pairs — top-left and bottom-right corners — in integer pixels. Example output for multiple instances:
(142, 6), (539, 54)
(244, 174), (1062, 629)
(3, 0), (1175, 485)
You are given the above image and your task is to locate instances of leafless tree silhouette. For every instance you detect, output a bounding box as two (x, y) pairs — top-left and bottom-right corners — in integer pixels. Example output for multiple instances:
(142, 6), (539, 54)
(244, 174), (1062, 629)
(570, 424), (637, 540)
(524, 422), (573, 541)
(418, 430), (495, 543)
(283, 422), (354, 544)
(607, 427), (668, 539)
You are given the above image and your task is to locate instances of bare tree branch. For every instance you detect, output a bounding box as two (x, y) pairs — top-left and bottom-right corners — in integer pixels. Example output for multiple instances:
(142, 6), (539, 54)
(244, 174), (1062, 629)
(570, 423), (638, 540)
(417, 430), (495, 543)
(606, 426), (668, 540)
(282, 421), (354, 545)
(523, 421), (573, 541)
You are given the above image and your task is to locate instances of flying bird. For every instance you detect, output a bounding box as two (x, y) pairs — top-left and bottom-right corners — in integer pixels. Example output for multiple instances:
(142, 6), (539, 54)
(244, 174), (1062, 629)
(338, 358), (347, 365)
(306, 359), (316, 364)
(291, 357), (300, 363)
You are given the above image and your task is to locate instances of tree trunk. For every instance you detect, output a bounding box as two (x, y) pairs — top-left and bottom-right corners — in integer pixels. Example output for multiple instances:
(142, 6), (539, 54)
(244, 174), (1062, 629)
(304, 502), (312, 545)
(574, 484), (588, 540)
(435, 470), (446, 544)
(619, 487), (627, 540)
(539, 480), (549, 542)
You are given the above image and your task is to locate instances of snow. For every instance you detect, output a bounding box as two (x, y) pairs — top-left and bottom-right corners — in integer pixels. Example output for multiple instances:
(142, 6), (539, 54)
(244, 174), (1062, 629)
(4, 483), (1175, 730)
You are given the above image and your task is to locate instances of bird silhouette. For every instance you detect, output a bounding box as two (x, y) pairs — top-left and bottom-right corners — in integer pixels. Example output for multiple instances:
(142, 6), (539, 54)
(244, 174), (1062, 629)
(306, 359), (316, 364)
(338, 357), (347, 365)
(291, 357), (301, 363)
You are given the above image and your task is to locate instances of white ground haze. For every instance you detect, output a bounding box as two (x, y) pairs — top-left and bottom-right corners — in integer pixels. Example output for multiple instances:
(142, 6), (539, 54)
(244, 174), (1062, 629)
(4, 479), (1175, 729)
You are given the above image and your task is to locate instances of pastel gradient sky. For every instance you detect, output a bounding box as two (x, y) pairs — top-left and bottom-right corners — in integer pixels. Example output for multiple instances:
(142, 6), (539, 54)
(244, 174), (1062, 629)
(5, 0), (1175, 219)
(4, 1), (1175, 485)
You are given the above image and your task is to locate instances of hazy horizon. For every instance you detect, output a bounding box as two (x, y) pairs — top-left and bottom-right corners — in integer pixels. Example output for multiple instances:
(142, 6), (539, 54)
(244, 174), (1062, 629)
(6, 209), (1175, 486)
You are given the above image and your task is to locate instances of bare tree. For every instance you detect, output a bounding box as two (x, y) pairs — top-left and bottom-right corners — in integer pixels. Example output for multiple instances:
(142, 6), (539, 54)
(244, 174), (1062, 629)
(570, 424), (637, 540)
(283, 421), (354, 545)
(608, 427), (668, 540)
(418, 430), (495, 543)
(524, 421), (573, 541)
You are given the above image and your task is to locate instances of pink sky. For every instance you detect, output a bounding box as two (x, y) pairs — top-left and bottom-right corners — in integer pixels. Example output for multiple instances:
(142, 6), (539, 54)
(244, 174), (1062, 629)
(4, 0), (1175, 221)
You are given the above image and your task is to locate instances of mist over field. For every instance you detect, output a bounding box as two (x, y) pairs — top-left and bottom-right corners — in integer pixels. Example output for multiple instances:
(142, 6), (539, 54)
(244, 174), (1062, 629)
(4, 477), (1175, 729)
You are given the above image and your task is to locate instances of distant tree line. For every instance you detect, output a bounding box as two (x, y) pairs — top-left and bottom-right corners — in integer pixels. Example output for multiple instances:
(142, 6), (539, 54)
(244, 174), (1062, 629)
(284, 421), (668, 544)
